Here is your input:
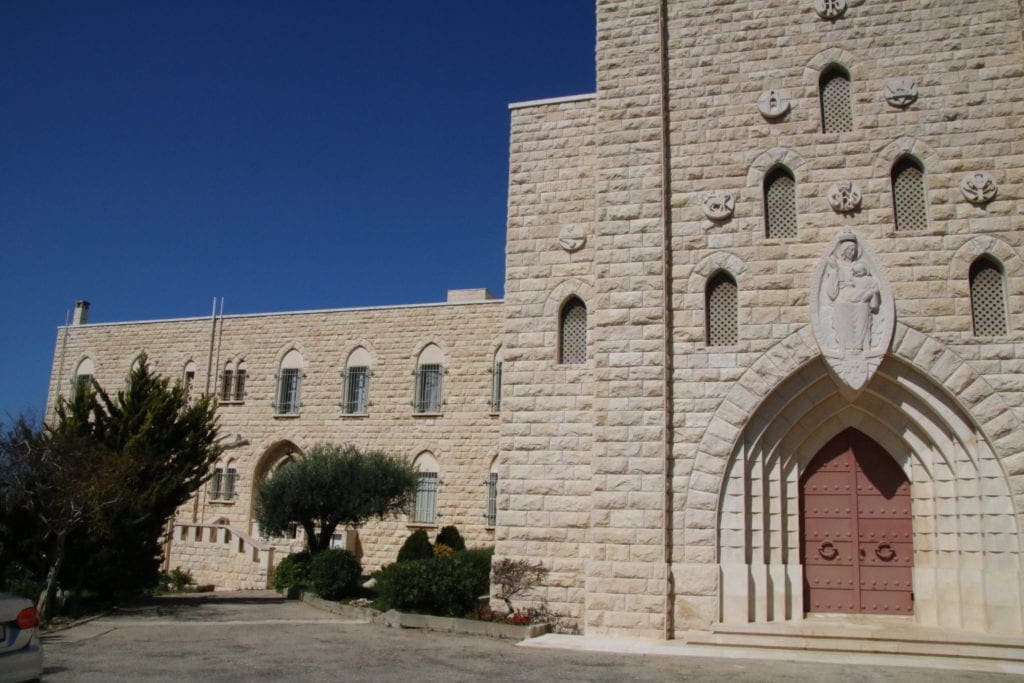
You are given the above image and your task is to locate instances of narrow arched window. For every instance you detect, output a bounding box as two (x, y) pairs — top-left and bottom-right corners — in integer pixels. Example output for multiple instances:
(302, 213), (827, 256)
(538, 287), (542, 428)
(485, 457), (498, 527)
(182, 360), (196, 402)
(764, 166), (797, 239)
(891, 156), (927, 232)
(412, 452), (439, 525)
(73, 357), (94, 399)
(559, 297), (587, 364)
(820, 65), (852, 133)
(490, 348), (503, 412)
(343, 347), (372, 415)
(970, 257), (1008, 336)
(414, 344), (444, 413)
(275, 349), (304, 415)
(706, 271), (738, 347)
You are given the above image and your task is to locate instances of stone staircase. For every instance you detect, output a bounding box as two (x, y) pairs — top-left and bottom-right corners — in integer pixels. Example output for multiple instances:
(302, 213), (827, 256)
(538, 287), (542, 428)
(683, 617), (1024, 673)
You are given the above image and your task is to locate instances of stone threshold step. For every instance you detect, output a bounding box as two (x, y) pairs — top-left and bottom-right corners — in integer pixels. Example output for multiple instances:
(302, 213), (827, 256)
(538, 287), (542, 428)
(683, 631), (1024, 662)
(707, 620), (1024, 648)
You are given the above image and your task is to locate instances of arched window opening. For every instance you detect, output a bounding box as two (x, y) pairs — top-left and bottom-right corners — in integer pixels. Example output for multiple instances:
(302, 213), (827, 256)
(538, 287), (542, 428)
(182, 360), (196, 402)
(73, 357), (94, 399)
(275, 349), (304, 415)
(209, 463), (225, 500)
(411, 452), (439, 525)
(343, 347), (372, 415)
(485, 457), (499, 528)
(490, 347), (503, 412)
(223, 460), (237, 501)
(891, 156), (927, 232)
(559, 297), (587, 365)
(764, 166), (797, 239)
(414, 344), (444, 414)
(706, 271), (739, 347)
(820, 65), (853, 133)
(234, 361), (247, 402)
(970, 257), (1008, 337)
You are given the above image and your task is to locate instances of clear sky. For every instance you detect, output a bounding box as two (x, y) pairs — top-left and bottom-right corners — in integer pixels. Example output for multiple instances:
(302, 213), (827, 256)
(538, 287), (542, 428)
(1, 2), (596, 419)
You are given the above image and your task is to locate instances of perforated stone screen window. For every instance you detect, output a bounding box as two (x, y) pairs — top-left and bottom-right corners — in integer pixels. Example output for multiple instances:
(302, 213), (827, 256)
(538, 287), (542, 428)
(764, 168), (797, 239)
(706, 272), (738, 347)
(560, 297), (587, 364)
(970, 258), (1008, 337)
(820, 68), (853, 133)
(892, 158), (927, 232)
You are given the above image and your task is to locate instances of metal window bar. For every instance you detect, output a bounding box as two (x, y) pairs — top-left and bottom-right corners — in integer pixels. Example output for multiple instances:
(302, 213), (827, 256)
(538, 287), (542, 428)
(343, 366), (369, 414)
(490, 361), (502, 412)
(184, 371), (195, 402)
(485, 472), (498, 527)
(414, 364), (443, 413)
(223, 468), (237, 500)
(209, 468), (223, 500)
(73, 374), (92, 400)
(413, 472), (438, 524)
(276, 368), (301, 414)
(220, 370), (234, 402)
(233, 369), (246, 402)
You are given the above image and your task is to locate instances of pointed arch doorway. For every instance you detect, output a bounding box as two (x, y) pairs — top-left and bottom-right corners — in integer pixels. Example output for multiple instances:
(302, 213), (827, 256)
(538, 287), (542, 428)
(800, 428), (913, 615)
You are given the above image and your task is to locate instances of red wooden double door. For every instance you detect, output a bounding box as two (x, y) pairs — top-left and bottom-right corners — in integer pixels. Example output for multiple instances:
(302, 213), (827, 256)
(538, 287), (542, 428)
(800, 428), (914, 615)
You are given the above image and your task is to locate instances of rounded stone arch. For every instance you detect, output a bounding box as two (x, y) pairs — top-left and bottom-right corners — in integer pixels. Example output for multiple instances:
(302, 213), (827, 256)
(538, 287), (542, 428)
(745, 148), (809, 189)
(412, 450), (440, 473)
(950, 236), (1024, 332)
(803, 47), (860, 85)
(408, 339), (448, 372)
(72, 354), (96, 380)
(687, 252), (747, 294)
(340, 339), (377, 370)
(872, 137), (943, 179)
(542, 278), (595, 318)
(251, 438), (305, 491)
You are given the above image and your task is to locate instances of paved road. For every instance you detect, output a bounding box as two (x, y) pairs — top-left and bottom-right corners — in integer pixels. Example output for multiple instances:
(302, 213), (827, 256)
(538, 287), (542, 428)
(42, 592), (1014, 681)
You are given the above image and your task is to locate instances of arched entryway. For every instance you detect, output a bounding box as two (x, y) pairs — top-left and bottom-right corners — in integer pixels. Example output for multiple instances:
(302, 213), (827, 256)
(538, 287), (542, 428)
(800, 428), (913, 615)
(249, 440), (302, 539)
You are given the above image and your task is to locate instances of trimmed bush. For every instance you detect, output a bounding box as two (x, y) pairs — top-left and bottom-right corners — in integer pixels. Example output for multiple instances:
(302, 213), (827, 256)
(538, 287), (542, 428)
(377, 547), (493, 617)
(396, 529), (433, 563)
(434, 525), (466, 552)
(309, 549), (362, 600)
(271, 551), (311, 591)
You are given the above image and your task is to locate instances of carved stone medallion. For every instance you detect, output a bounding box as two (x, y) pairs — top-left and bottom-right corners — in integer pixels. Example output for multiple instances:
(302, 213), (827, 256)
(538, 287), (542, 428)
(827, 181), (862, 214)
(557, 225), (586, 252)
(884, 78), (918, 108)
(702, 192), (736, 221)
(815, 0), (847, 19)
(757, 89), (791, 120)
(961, 172), (998, 205)
(811, 229), (895, 399)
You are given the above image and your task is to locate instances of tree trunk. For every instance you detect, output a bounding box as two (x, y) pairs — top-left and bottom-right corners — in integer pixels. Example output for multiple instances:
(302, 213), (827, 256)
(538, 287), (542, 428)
(37, 529), (67, 621)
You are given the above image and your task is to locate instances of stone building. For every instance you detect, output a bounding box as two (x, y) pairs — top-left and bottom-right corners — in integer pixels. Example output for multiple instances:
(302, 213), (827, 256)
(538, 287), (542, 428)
(48, 0), (1024, 639)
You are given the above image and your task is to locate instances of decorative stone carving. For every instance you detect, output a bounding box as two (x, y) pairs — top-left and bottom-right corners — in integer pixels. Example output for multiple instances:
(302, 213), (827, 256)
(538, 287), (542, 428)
(815, 0), (847, 20)
(960, 172), (998, 205)
(702, 192), (736, 221)
(811, 229), (895, 399)
(557, 225), (586, 252)
(757, 90), (791, 120)
(827, 181), (862, 213)
(884, 78), (918, 108)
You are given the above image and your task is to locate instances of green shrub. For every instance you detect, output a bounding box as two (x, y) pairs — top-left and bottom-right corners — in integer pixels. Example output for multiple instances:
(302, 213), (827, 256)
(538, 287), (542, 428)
(396, 529), (433, 563)
(434, 525), (466, 552)
(376, 548), (492, 617)
(309, 549), (362, 601)
(159, 567), (194, 592)
(272, 552), (312, 591)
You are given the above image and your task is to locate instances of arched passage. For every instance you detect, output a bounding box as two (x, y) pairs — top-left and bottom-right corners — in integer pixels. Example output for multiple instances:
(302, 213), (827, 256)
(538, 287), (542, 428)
(249, 440), (302, 537)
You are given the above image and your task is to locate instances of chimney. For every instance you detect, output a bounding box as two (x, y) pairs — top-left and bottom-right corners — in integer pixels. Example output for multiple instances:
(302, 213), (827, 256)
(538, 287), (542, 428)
(72, 300), (91, 326)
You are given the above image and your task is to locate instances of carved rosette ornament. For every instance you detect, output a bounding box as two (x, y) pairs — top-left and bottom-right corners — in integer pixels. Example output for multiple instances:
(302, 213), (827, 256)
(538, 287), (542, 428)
(757, 89), (791, 120)
(960, 172), (998, 205)
(811, 229), (895, 399)
(557, 224), (586, 253)
(702, 192), (736, 221)
(815, 0), (847, 20)
(827, 181), (862, 214)
(884, 78), (918, 108)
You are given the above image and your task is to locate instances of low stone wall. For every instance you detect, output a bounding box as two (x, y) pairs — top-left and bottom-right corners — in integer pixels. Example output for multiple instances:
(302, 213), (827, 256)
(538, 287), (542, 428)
(167, 523), (274, 590)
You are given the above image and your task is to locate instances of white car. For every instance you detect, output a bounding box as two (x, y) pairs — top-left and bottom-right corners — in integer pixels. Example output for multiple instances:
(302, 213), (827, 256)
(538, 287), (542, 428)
(0, 593), (42, 683)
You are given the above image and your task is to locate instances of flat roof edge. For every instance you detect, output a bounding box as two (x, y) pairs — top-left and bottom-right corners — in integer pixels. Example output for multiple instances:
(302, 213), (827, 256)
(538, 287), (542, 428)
(508, 92), (597, 110)
(56, 297), (504, 331)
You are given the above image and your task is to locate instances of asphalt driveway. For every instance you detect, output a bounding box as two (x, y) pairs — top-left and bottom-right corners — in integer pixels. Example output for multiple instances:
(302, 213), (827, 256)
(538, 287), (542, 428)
(41, 591), (1015, 681)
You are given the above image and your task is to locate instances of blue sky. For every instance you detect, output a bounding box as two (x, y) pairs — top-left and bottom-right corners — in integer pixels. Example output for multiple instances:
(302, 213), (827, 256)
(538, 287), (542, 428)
(1, 2), (596, 418)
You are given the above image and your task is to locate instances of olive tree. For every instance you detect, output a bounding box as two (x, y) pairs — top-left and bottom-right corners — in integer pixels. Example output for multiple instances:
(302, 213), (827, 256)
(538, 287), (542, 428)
(255, 443), (418, 552)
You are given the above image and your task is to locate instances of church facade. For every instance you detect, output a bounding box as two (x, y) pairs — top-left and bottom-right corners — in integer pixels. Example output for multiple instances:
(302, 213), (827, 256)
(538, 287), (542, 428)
(48, 0), (1024, 638)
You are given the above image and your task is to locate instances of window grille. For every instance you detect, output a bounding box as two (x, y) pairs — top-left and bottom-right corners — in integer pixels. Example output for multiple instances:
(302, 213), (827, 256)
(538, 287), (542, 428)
(73, 374), (92, 399)
(184, 370), (195, 401)
(891, 157), (927, 232)
(220, 370), (234, 402)
(414, 364), (443, 413)
(276, 368), (301, 415)
(209, 468), (223, 500)
(413, 472), (438, 524)
(970, 258), (1008, 336)
(223, 468), (237, 500)
(820, 66), (853, 133)
(764, 167), (797, 239)
(560, 297), (587, 364)
(706, 272), (738, 347)
(343, 366), (370, 414)
(490, 361), (503, 412)
(485, 472), (498, 527)
(233, 369), (246, 402)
